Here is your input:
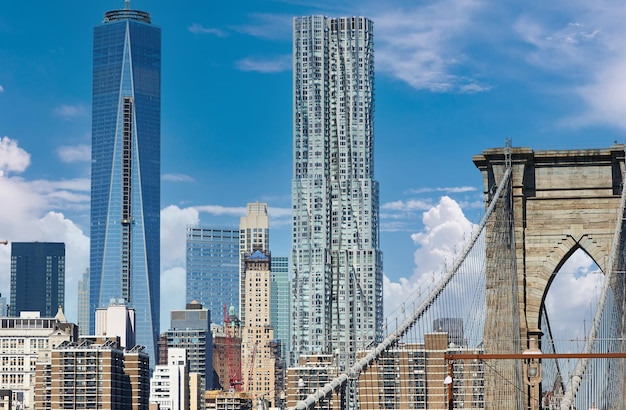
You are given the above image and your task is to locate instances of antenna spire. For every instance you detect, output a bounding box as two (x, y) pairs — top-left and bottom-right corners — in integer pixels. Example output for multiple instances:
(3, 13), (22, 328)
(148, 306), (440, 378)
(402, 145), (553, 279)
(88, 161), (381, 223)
(125, 0), (130, 10)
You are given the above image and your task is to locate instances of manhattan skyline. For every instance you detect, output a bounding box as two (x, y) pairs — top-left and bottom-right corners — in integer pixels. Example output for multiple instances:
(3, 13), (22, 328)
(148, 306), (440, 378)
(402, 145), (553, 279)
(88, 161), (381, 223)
(0, 0), (621, 339)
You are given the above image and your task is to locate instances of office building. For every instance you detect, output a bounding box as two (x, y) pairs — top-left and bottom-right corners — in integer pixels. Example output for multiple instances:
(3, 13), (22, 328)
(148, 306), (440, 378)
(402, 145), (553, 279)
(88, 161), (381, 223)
(238, 202), (269, 323)
(36, 339), (150, 410)
(0, 310), (78, 409)
(10, 242), (65, 317)
(150, 348), (190, 410)
(291, 15), (383, 370)
(89, 5), (161, 364)
(165, 302), (214, 390)
(241, 250), (281, 405)
(271, 256), (290, 366)
(95, 301), (136, 350)
(186, 227), (239, 322)
(77, 268), (90, 335)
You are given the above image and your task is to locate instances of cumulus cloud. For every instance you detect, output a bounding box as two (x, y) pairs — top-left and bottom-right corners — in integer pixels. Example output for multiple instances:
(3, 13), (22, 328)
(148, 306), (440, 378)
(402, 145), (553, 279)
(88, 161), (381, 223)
(57, 145), (91, 163)
(159, 205), (200, 328)
(188, 23), (227, 37)
(235, 55), (292, 73)
(544, 250), (601, 342)
(384, 196), (475, 316)
(0, 137), (92, 324)
(0, 136), (30, 175)
(383, 195), (604, 349)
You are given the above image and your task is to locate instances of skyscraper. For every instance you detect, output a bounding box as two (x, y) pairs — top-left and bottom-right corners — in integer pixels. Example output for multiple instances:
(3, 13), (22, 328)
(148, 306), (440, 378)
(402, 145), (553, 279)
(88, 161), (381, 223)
(186, 227), (240, 322)
(90, 5), (161, 364)
(239, 202), (269, 323)
(270, 256), (290, 366)
(165, 301), (214, 390)
(10, 242), (65, 317)
(291, 16), (383, 370)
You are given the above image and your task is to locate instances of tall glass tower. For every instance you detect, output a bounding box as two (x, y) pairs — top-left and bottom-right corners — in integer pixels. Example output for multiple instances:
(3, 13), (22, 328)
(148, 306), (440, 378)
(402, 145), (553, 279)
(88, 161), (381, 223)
(186, 227), (240, 324)
(291, 16), (383, 371)
(90, 6), (161, 364)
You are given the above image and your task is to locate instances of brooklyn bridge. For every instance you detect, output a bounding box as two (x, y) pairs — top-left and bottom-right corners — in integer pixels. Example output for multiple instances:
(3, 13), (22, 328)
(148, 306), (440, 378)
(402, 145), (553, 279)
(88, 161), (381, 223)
(289, 142), (626, 410)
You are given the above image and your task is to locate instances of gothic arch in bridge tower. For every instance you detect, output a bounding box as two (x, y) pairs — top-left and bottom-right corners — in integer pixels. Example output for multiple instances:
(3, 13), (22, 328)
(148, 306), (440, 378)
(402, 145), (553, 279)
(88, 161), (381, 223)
(473, 144), (625, 345)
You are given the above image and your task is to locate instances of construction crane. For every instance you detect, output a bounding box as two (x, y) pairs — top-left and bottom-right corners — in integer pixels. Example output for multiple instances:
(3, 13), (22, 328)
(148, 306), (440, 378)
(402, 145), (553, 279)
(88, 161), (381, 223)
(223, 304), (242, 391)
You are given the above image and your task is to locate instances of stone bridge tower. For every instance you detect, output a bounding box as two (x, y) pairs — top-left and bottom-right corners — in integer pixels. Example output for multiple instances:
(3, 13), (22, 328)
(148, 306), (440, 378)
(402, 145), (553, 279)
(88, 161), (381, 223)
(473, 144), (625, 408)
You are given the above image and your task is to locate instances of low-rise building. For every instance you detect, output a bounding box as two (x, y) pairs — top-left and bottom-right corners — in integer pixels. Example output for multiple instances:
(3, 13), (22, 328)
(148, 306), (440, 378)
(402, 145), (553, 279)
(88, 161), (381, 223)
(0, 309), (77, 409)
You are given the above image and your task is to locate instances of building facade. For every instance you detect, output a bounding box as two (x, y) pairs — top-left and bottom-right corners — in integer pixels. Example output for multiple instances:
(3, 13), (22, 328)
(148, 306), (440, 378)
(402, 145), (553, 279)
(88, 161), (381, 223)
(165, 302), (214, 390)
(150, 348), (190, 410)
(36, 339), (150, 410)
(77, 268), (90, 336)
(241, 250), (281, 406)
(0, 310), (77, 409)
(186, 227), (239, 323)
(89, 6), (161, 364)
(270, 256), (290, 367)
(95, 302), (136, 350)
(239, 202), (269, 324)
(291, 15), (383, 370)
(10, 242), (65, 317)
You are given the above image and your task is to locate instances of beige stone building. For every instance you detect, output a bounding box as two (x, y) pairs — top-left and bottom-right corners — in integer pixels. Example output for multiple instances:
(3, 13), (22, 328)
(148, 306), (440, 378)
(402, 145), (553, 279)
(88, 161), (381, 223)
(241, 250), (281, 406)
(239, 202), (269, 325)
(0, 309), (77, 409)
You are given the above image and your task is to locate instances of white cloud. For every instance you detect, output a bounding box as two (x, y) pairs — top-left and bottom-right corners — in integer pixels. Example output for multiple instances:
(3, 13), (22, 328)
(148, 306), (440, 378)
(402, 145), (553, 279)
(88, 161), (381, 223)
(160, 205), (200, 270)
(194, 204), (247, 216)
(0, 85), (4, 93)
(383, 195), (603, 350)
(374, 0), (488, 92)
(57, 145), (90, 163)
(159, 207), (197, 330)
(382, 199), (434, 212)
(188, 23), (227, 37)
(233, 13), (293, 40)
(235, 55), (292, 73)
(54, 104), (85, 119)
(162, 174), (195, 183)
(0, 136), (30, 175)
(511, 2), (626, 129)
(384, 196), (475, 316)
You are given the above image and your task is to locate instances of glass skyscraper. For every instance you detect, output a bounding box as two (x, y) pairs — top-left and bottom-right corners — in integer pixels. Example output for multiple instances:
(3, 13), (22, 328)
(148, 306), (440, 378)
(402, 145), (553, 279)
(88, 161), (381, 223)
(186, 227), (240, 324)
(271, 256), (290, 366)
(90, 7), (161, 364)
(291, 16), (383, 370)
(10, 242), (65, 317)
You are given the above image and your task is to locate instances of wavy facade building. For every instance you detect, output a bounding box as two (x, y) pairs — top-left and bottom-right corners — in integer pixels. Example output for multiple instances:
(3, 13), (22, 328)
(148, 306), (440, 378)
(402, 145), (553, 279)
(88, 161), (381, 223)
(291, 15), (383, 371)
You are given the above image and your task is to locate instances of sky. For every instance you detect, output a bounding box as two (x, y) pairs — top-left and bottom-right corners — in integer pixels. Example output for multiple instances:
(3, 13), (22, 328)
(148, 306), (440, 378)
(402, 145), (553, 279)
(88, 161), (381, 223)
(0, 0), (623, 335)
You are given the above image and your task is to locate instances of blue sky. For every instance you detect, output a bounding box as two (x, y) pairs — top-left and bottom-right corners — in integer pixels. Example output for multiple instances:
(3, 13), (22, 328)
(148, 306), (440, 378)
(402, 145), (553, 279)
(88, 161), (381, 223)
(0, 0), (622, 331)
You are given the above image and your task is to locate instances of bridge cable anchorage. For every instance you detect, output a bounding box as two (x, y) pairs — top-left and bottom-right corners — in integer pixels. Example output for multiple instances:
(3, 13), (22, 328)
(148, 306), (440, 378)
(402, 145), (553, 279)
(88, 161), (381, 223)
(291, 163), (513, 410)
(560, 145), (626, 409)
